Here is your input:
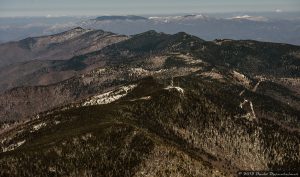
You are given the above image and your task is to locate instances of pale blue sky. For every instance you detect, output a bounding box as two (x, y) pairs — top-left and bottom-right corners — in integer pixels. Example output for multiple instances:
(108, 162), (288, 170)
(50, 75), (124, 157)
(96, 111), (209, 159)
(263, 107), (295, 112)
(0, 0), (299, 17)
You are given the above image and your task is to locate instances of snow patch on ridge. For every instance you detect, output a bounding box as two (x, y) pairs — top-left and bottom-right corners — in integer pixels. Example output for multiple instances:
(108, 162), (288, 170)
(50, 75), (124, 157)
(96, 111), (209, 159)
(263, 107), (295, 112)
(83, 84), (137, 106)
(149, 14), (209, 23)
(2, 140), (26, 152)
(229, 15), (268, 22)
(164, 86), (184, 94)
(201, 71), (224, 81)
(130, 96), (152, 101)
(31, 122), (47, 132)
(232, 71), (251, 88)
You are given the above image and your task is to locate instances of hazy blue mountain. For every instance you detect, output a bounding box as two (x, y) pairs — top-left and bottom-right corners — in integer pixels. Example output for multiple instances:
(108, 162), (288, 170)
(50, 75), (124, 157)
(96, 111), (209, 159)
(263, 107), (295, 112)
(0, 13), (300, 45)
(94, 15), (147, 21)
(80, 14), (300, 45)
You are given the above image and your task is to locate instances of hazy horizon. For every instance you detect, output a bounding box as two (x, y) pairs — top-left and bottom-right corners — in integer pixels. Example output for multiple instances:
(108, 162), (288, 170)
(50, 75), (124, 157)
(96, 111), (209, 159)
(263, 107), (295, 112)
(0, 0), (299, 17)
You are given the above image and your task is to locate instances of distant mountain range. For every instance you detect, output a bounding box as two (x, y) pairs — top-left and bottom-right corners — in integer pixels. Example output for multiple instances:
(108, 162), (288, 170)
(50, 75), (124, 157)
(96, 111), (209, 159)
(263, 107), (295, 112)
(94, 15), (148, 21)
(80, 15), (300, 45)
(0, 28), (299, 176)
(0, 14), (300, 45)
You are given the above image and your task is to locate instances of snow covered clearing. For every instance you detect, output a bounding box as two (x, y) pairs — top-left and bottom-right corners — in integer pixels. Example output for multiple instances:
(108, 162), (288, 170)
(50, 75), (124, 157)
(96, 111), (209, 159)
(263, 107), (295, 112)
(31, 122), (47, 132)
(2, 140), (26, 152)
(201, 71), (224, 80)
(232, 71), (251, 87)
(83, 84), (137, 106)
(177, 54), (204, 65)
(130, 96), (152, 101)
(164, 86), (184, 94)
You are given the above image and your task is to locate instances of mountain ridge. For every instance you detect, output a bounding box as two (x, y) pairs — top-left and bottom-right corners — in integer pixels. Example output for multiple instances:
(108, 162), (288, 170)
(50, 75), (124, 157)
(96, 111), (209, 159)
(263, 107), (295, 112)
(0, 29), (299, 176)
(0, 27), (128, 68)
(0, 74), (299, 176)
(0, 30), (299, 121)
